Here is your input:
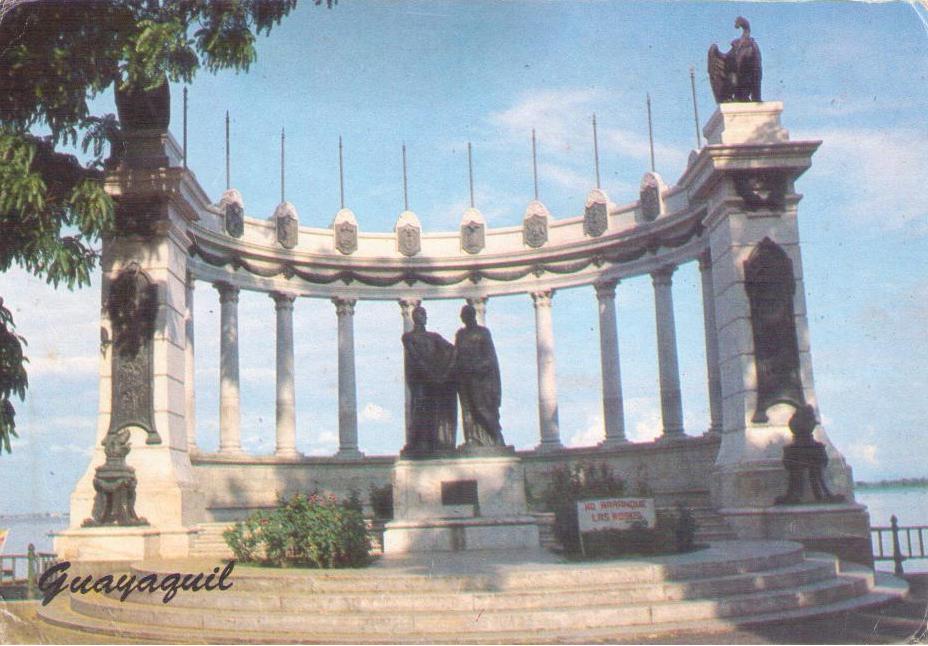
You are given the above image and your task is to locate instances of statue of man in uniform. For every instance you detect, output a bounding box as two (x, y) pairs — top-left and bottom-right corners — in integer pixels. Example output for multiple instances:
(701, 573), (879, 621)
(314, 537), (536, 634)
(401, 306), (457, 456)
(454, 305), (505, 448)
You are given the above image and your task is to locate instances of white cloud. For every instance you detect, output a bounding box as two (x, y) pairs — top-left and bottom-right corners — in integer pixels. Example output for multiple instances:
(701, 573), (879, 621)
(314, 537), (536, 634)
(359, 402), (392, 423)
(798, 127), (928, 234)
(566, 413), (605, 448)
(847, 441), (879, 467)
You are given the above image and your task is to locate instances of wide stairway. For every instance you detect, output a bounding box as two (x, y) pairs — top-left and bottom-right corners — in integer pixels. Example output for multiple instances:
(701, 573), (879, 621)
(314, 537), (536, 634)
(38, 541), (905, 643)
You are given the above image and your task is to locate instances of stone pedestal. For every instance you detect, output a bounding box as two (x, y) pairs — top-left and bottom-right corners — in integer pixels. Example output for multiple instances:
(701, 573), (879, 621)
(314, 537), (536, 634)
(383, 455), (540, 553)
(694, 102), (867, 563)
(719, 503), (873, 567)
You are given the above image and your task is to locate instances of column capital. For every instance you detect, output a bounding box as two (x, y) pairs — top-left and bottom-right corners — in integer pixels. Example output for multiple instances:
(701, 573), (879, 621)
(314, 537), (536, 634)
(697, 250), (713, 272)
(398, 297), (421, 314)
(270, 291), (297, 310)
(531, 289), (555, 308)
(214, 281), (240, 303)
(594, 279), (619, 299)
(332, 297), (357, 317)
(651, 265), (677, 287)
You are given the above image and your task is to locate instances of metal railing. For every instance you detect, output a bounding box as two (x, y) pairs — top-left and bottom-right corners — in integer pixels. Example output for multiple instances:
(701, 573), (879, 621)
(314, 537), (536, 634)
(0, 544), (58, 599)
(871, 515), (928, 575)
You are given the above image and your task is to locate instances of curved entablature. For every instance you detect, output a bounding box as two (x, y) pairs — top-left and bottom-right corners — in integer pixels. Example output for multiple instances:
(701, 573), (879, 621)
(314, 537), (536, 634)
(184, 173), (708, 300)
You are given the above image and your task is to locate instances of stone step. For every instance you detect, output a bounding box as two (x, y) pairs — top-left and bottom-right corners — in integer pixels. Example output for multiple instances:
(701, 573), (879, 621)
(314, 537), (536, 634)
(130, 543), (807, 594)
(65, 575), (868, 635)
(105, 559), (839, 612)
(37, 564), (906, 643)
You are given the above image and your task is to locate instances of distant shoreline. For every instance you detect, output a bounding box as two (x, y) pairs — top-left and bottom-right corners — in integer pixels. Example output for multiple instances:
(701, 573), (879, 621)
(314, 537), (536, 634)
(0, 512), (69, 522)
(856, 478), (928, 490)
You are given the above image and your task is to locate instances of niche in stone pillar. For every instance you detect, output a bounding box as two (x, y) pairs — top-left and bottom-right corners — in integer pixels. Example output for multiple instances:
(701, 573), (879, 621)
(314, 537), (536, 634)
(106, 262), (161, 444)
(744, 238), (805, 423)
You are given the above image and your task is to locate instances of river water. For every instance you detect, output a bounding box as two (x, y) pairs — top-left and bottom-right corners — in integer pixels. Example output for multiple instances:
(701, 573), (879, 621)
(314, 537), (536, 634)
(2, 486), (925, 571)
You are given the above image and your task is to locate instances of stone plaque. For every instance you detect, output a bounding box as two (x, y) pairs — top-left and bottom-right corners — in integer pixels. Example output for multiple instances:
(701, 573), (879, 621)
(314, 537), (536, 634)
(225, 201), (244, 238)
(639, 174), (662, 222)
(106, 264), (161, 444)
(274, 202), (299, 249)
(744, 238), (805, 422)
(523, 213), (548, 248)
(441, 480), (478, 506)
(584, 200), (608, 237)
(397, 223), (421, 256)
(461, 221), (485, 254)
(335, 220), (357, 255)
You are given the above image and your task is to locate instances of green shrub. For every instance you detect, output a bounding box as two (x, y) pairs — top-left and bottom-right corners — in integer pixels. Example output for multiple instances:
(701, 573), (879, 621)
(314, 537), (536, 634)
(539, 462), (627, 553)
(223, 492), (371, 568)
(368, 483), (393, 520)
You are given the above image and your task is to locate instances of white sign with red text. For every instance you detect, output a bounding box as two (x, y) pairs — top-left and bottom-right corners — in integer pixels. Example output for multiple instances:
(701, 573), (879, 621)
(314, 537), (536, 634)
(577, 498), (656, 532)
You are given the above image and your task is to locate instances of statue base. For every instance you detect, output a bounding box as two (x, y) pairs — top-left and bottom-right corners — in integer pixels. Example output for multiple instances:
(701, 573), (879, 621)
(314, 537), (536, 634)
(383, 454), (540, 554)
(53, 525), (196, 561)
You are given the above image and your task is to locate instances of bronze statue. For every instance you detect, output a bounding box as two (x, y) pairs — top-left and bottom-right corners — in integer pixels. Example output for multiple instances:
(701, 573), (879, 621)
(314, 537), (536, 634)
(454, 305), (505, 448)
(775, 404), (846, 505)
(708, 17), (762, 103)
(83, 428), (148, 526)
(401, 306), (458, 456)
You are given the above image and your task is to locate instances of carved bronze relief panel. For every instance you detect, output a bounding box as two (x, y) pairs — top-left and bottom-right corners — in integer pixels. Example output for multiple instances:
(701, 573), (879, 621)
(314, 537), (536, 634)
(106, 263), (161, 444)
(744, 238), (805, 422)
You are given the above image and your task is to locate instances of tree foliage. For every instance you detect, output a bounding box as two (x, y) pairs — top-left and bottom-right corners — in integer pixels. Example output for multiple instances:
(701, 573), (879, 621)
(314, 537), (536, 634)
(0, 0), (329, 454)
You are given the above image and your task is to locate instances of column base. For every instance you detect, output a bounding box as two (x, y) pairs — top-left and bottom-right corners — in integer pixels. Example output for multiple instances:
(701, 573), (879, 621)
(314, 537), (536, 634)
(274, 449), (304, 460)
(335, 448), (365, 460)
(599, 437), (629, 449)
(656, 431), (687, 443)
(53, 526), (197, 561)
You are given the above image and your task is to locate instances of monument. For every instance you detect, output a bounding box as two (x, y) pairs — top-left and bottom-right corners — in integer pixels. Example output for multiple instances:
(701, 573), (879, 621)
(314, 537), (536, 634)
(384, 305), (540, 553)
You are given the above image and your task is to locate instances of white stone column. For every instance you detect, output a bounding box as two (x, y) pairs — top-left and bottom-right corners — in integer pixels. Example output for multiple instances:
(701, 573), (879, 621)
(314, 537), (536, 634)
(184, 275), (197, 453)
(334, 297), (363, 458)
(595, 280), (627, 446)
(216, 282), (243, 454)
(272, 292), (300, 458)
(398, 298), (420, 441)
(466, 296), (488, 325)
(531, 290), (562, 451)
(651, 267), (685, 438)
(699, 253), (723, 435)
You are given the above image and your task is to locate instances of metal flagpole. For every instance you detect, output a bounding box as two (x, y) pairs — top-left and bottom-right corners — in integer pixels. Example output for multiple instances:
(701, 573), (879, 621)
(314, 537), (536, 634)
(646, 94), (656, 172)
(225, 110), (230, 190)
(280, 128), (286, 203)
(468, 142), (475, 208)
(402, 144), (409, 211)
(182, 86), (188, 169)
(592, 113), (601, 189)
(339, 136), (345, 209)
(532, 129), (539, 200)
(690, 67), (702, 149)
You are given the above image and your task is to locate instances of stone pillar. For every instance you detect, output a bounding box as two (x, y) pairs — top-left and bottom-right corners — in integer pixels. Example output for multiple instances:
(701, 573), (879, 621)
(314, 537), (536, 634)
(531, 290), (562, 451)
(271, 292), (300, 458)
(698, 102), (867, 566)
(334, 297), (362, 458)
(216, 282), (243, 455)
(466, 296), (488, 325)
(595, 280), (626, 446)
(184, 275), (197, 453)
(651, 266), (685, 438)
(699, 253), (723, 435)
(398, 298), (420, 440)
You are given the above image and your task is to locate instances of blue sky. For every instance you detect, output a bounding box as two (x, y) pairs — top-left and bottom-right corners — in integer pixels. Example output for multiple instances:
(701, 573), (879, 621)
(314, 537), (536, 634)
(2, 1), (927, 515)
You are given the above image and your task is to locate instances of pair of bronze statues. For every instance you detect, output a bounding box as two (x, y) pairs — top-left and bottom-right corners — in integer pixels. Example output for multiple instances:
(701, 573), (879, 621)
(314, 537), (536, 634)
(401, 305), (505, 457)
